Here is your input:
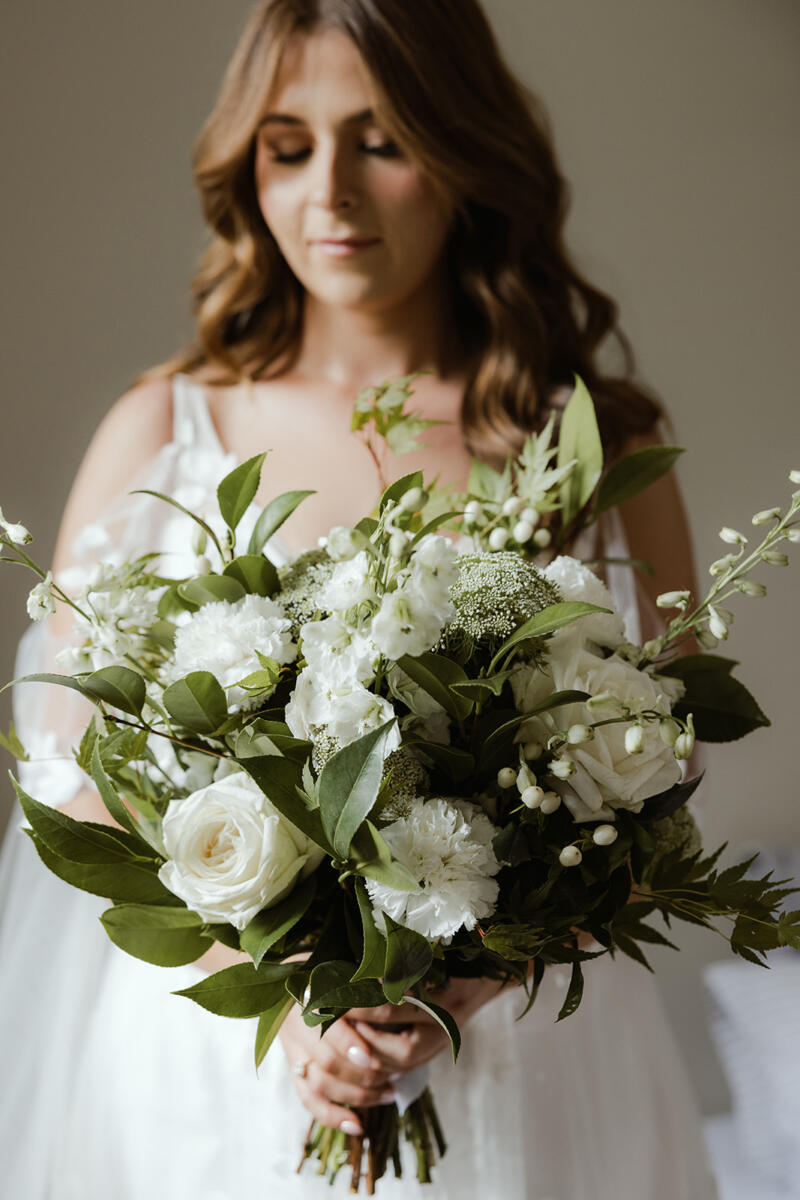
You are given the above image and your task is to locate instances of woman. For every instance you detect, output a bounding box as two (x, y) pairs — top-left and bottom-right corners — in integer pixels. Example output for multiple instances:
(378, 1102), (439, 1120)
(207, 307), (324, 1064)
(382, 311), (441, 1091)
(0, 1), (717, 1196)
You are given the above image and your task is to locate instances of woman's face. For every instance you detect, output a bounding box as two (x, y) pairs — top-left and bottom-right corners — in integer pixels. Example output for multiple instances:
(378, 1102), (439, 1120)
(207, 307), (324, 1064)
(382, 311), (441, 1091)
(253, 29), (454, 313)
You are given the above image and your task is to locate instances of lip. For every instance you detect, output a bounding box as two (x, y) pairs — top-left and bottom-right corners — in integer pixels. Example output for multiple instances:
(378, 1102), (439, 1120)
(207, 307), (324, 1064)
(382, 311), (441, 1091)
(312, 237), (382, 257)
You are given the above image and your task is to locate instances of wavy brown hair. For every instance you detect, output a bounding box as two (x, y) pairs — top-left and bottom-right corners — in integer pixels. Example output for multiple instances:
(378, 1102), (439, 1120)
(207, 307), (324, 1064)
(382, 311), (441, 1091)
(144, 0), (662, 462)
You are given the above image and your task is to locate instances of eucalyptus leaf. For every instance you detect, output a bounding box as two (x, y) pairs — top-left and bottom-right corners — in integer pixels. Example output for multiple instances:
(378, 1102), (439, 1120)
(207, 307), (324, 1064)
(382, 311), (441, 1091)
(240, 875), (316, 968)
(163, 671), (228, 735)
(382, 913), (433, 1004)
(557, 375), (603, 526)
(217, 453), (266, 533)
(178, 574), (246, 608)
(248, 490), (315, 555)
(223, 554), (279, 597)
(595, 445), (684, 516)
(318, 722), (395, 860)
(100, 903), (209, 966)
(174, 961), (294, 1018)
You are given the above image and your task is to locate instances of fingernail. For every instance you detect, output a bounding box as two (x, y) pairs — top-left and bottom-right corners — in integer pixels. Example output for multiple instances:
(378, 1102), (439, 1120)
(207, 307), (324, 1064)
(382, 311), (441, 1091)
(347, 1044), (373, 1068)
(340, 1119), (362, 1136)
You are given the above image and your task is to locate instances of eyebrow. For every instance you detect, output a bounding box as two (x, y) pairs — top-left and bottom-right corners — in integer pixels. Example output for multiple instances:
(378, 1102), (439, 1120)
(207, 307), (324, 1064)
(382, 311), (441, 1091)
(258, 107), (375, 129)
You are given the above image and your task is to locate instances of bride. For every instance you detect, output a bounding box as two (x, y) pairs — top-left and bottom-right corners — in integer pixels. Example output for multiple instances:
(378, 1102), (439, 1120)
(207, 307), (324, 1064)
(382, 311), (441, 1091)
(0, 1), (718, 1196)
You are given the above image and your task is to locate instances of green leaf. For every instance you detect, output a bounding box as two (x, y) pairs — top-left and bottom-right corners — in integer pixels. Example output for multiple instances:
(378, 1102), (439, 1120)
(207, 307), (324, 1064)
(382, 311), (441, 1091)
(641, 773), (704, 823)
(239, 756), (331, 852)
(223, 554), (279, 597)
(467, 459), (506, 504)
(80, 667), (146, 717)
(402, 995), (462, 1063)
(661, 656), (770, 742)
(555, 961), (585, 1021)
(612, 932), (653, 972)
(130, 489), (224, 560)
(255, 995), (294, 1068)
(399, 741), (475, 785)
(13, 774), (151, 864)
(240, 875), (316, 968)
(595, 445), (685, 516)
(489, 602), (610, 672)
(0, 721), (27, 760)
(379, 472), (423, 514)
(557, 375), (603, 526)
(352, 879), (387, 981)
(217, 453), (266, 533)
(318, 722), (395, 860)
(100, 903), (209, 966)
(350, 821), (419, 891)
(174, 961), (294, 1017)
(450, 671), (515, 701)
(312, 978), (387, 1013)
(157, 583), (199, 620)
(396, 653), (472, 723)
(516, 958), (546, 1020)
(89, 742), (145, 840)
(178, 574), (246, 608)
(23, 829), (173, 904)
(248, 490), (315, 555)
(382, 914), (433, 1004)
(163, 671), (228, 735)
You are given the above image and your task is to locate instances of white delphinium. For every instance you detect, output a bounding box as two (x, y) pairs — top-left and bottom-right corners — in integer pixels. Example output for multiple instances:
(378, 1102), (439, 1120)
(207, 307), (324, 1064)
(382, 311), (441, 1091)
(0, 506), (32, 545)
(168, 593), (296, 711)
(371, 535), (458, 659)
(321, 551), (377, 611)
(158, 772), (324, 930)
(26, 572), (56, 622)
(513, 645), (681, 821)
(540, 556), (626, 650)
(366, 797), (500, 941)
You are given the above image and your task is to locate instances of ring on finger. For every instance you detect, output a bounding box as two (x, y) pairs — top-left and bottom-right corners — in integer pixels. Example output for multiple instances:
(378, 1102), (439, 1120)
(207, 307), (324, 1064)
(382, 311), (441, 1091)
(292, 1059), (310, 1079)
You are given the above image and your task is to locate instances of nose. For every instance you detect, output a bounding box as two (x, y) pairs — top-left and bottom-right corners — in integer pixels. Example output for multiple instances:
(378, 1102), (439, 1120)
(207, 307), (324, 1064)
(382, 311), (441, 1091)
(310, 139), (357, 211)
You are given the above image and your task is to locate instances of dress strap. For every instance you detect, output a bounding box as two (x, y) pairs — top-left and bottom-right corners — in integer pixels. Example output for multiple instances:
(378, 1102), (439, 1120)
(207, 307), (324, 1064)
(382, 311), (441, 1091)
(170, 373), (226, 453)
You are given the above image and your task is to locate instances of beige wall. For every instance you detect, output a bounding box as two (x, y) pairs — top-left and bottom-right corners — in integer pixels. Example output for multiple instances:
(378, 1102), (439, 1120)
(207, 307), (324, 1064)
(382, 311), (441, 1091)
(1, 0), (797, 1116)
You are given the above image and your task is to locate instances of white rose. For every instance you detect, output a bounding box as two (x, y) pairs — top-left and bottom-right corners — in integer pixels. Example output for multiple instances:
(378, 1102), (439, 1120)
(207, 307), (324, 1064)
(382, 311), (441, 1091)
(158, 772), (324, 930)
(513, 646), (681, 822)
(541, 556), (625, 651)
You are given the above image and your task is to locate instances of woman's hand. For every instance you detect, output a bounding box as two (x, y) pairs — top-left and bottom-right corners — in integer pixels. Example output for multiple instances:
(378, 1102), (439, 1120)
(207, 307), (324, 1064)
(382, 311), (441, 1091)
(278, 1005), (399, 1135)
(346, 976), (505, 1076)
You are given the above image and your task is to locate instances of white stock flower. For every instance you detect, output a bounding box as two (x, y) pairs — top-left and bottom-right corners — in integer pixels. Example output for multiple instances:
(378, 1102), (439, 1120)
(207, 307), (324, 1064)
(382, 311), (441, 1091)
(158, 772), (324, 930)
(168, 593), (296, 711)
(540, 556), (625, 650)
(321, 552), (377, 612)
(26, 573), (56, 622)
(366, 797), (500, 941)
(513, 646), (681, 822)
(300, 615), (377, 686)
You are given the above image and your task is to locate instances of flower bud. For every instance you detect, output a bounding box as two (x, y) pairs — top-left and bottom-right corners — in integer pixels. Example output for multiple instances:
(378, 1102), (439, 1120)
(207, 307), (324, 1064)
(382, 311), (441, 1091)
(191, 525), (208, 555)
(696, 628), (718, 649)
(532, 528), (552, 549)
(625, 725), (645, 755)
(517, 764), (537, 792)
(521, 785), (544, 810)
(389, 531), (410, 559)
(489, 527), (509, 551)
(656, 590), (690, 609)
(752, 508), (781, 526)
(592, 824), (618, 847)
(540, 791), (562, 814)
(497, 767), (517, 789)
(328, 526), (365, 561)
(789, 470), (800, 485)
(464, 500), (484, 525)
(513, 519), (535, 544)
(737, 579), (767, 597)
(762, 551), (789, 567)
(0, 506), (32, 545)
(709, 554), (737, 577)
(567, 724), (594, 745)
(194, 555), (212, 575)
(400, 486), (424, 512)
(523, 739), (543, 760)
(642, 639), (662, 661)
(520, 507), (538, 526)
(659, 718), (681, 748)
(559, 845), (582, 868)
(708, 606), (729, 641)
(674, 732), (694, 760)
(549, 757), (575, 780)
(719, 527), (747, 546)
(586, 691), (625, 714)
(502, 496), (523, 516)
(786, 529), (800, 544)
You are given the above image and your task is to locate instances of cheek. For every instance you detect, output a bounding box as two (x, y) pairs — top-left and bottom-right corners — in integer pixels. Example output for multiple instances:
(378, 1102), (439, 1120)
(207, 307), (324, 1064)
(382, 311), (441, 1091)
(377, 170), (453, 254)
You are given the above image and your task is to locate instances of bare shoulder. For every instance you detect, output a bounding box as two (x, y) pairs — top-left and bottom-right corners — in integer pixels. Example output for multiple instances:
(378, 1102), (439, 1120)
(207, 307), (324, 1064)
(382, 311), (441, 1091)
(52, 375), (175, 576)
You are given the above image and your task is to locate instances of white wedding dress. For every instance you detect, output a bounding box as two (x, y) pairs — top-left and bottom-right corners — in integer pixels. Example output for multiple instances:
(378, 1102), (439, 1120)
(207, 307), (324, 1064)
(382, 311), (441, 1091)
(0, 374), (719, 1200)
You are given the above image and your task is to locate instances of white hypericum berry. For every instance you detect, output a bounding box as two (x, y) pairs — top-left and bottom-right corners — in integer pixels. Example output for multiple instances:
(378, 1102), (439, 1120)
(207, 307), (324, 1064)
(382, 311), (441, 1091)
(488, 528), (509, 551)
(719, 527), (747, 546)
(513, 519), (534, 544)
(592, 824), (618, 847)
(400, 486), (424, 512)
(521, 786), (544, 810)
(539, 791), (562, 814)
(523, 739), (544, 760)
(532, 528), (552, 549)
(656, 590), (690, 609)
(502, 497), (523, 517)
(520, 507), (538, 526)
(559, 845), (583, 867)
(624, 725), (645, 755)
(464, 500), (484, 525)
(567, 724), (594, 746)
(497, 767), (517, 789)
(752, 508), (781, 526)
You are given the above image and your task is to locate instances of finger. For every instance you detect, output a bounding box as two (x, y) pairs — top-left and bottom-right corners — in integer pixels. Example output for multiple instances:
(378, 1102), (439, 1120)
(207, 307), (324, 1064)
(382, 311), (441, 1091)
(305, 1061), (396, 1110)
(346, 1001), (434, 1025)
(293, 1075), (364, 1135)
(356, 1021), (449, 1071)
(317, 1020), (395, 1088)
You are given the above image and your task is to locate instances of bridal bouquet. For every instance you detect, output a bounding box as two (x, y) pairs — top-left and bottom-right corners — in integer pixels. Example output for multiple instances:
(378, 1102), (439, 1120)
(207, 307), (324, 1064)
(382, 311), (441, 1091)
(3, 377), (799, 1193)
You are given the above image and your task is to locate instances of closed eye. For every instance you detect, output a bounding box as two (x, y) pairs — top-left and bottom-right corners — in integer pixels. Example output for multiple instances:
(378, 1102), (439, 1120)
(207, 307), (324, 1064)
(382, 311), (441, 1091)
(270, 141), (401, 164)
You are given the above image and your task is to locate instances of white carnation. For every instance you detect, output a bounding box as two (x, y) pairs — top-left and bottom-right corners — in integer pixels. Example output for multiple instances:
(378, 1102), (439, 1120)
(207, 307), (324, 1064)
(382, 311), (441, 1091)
(168, 593), (296, 711)
(541, 556), (625, 650)
(158, 772), (324, 930)
(300, 615), (377, 686)
(513, 646), (681, 821)
(366, 797), (500, 941)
